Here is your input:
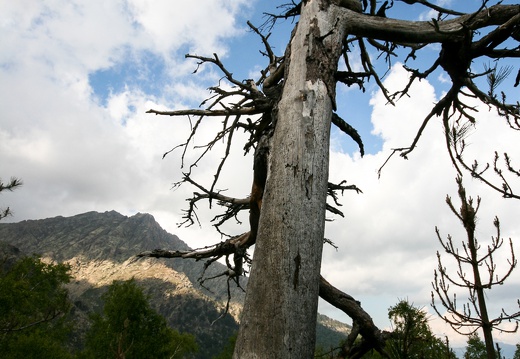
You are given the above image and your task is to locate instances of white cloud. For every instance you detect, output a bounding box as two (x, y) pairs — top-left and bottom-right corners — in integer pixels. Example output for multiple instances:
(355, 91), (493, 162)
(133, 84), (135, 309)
(0, 0), (253, 221)
(126, 0), (250, 56)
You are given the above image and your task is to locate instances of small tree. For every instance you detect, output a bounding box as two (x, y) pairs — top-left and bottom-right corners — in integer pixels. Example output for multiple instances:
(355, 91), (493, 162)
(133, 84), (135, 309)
(464, 333), (488, 359)
(432, 176), (520, 359)
(0, 255), (73, 358)
(387, 300), (433, 358)
(386, 300), (456, 359)
(356, 299), (456, 359)
(81, 279), (197, 359)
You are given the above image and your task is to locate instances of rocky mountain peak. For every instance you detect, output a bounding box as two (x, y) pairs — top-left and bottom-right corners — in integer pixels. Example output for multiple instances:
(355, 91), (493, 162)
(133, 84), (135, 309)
(0, 210), (351, 357)
(0, 211), (240, 301)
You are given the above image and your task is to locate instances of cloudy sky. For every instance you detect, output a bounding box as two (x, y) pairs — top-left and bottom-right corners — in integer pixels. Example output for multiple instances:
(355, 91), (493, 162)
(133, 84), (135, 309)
(1, 0), (519, 347)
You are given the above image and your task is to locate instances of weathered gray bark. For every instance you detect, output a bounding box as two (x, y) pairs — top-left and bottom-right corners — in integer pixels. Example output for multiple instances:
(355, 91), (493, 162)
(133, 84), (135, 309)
(233, 1), (346, 358)
(341, 4), (520, 43)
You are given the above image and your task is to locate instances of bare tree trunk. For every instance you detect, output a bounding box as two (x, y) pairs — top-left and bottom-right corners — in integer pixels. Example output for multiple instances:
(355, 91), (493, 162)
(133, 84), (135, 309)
(233, 1), (345, 358)
(466, 217), (496, 359)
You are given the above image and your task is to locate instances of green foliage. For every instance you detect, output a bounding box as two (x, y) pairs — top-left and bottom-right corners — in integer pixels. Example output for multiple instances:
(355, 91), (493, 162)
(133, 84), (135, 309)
(0, 255), (73, 358)
(361, 299), (456, 359)
(387, 299), (432, 357)
(464, 334), (488, 359)
(81, 278), (197, 359)
(1, 328), (73, 359)
(213, 333), (237, 359)
(513, 343), (520, 359)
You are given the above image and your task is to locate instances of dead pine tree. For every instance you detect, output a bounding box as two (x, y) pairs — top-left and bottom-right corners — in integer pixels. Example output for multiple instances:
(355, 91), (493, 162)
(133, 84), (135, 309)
(138, 1), (520, 358)
(432, 176), (520, 359)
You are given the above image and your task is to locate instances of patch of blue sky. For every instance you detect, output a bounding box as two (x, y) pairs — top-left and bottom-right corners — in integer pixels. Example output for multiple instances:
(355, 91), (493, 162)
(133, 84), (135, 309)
(222, 3), (295, 82)
(89, 49), (167, 106)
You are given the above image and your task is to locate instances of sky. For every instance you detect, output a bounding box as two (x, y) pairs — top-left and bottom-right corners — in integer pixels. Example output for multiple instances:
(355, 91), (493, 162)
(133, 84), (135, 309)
(1, 0), (519, 348)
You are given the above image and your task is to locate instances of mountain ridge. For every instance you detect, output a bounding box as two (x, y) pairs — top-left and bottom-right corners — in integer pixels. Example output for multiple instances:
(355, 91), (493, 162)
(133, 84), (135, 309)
(0, 210), (351, 357)
(0, 210), (241, 299)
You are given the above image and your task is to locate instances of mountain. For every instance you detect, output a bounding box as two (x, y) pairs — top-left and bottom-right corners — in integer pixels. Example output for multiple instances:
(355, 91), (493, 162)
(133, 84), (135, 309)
(0, 211), (350, 356)
(316, 313), (352, 351)
(1, 210), (244, 297)
(0, 210), (241, 357)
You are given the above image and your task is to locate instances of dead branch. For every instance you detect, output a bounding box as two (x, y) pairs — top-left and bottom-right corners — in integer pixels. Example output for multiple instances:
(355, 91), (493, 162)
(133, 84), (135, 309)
(331, 113), (365, 157)
(146, 107), (265, 117)
(358, 38), (394, 106)
(400, 0), (465, 16)
(452, 136), (520, 200)
(320, 276), (390, 358)
(328, 180), (362, 215)
(375, 4), (519, 185)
